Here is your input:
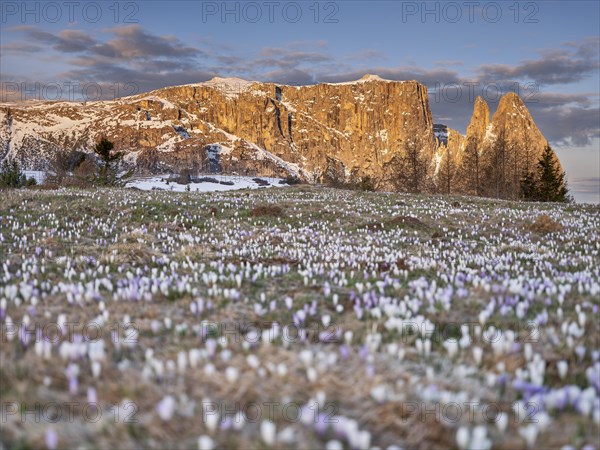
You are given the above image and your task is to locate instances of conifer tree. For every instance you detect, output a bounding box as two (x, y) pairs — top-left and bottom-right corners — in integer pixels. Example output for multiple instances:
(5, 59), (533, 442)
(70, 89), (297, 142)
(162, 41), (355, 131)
(520, 170), (538, 201)
(94, 136), (124, 185)
(535, 145), (570, 202)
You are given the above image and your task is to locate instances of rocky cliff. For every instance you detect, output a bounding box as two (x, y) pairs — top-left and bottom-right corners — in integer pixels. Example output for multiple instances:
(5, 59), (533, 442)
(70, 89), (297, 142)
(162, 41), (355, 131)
(486, 92), (560, 173)
(0, 75), (436, 182)
(465, 96), (490, 152)
(435, 93), (562, 197)
(434, 123), (465, 166)
(0, 76), (559, 192)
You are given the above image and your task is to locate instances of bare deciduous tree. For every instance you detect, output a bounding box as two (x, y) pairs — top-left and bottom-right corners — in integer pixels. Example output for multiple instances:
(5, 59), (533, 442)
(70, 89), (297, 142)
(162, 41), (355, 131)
(389, 134), (431, 194)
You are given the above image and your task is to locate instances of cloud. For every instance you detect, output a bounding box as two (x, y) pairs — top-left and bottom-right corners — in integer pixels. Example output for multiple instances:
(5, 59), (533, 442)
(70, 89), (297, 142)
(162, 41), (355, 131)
(92, 25), (201, 60)
(6, 24), (201, 61)
(0, 42), (43, 54)
(344, 50), (388, 61)
(262, 68), (317, 85)
(476, 37), (600, 85)
(434, 60), (464, 67)
(254, 47), (333, 70)
(7, 25), (96, 53)
(286, 40), (328, 50)
(2, 26), (598, 146)
(528, 103), (600, 146)
(4, 25), (211, 94)
(533, 92), (596, 108)
(570, 177), (600, 193)
(568, 177), (600, 204)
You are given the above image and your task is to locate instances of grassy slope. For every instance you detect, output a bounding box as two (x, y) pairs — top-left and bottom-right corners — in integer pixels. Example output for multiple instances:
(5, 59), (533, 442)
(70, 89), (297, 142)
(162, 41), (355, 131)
(0, 186), (598, 449)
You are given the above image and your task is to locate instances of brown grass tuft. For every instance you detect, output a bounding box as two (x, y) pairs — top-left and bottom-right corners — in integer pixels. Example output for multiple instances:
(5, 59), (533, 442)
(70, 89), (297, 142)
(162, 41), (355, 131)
(528, 214), (564, 234)
(366, 215), (428, 231)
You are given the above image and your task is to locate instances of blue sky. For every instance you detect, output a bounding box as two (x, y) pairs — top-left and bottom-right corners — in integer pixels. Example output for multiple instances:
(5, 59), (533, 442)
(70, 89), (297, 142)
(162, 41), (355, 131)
(1, 1), (599, 201)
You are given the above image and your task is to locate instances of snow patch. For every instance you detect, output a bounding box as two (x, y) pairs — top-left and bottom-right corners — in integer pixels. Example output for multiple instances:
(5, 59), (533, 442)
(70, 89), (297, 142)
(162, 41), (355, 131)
(126, 175), (287, 192)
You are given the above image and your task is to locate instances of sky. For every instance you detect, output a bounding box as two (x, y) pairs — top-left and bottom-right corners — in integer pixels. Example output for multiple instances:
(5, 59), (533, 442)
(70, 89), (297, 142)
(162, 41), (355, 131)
(1, 0), (599, 202)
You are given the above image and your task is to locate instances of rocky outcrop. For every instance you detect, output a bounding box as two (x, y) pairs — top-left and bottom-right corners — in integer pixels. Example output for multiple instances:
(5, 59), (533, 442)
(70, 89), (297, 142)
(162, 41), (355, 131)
(0, 75), (436, 182)
(0, 76), (560, 193)
(465, 96), (490, 151)
(486, 92), (559, 172)
(445, 93), (562, 198)
(434, 124), (465, 163)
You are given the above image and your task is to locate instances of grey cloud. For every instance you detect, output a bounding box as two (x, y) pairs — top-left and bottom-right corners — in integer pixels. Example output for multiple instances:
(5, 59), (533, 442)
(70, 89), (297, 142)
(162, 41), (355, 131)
(92, 25), (201, 60)
(528, 104), (600, 147)
(262, 68), (317, 86)
(533, 92), (596, 108)
(256, 47), (332, 68)
(286, 40), (328, 50)
(477, 37), (600, 85)
(343, 50), (387, 61)
(434, 60), (464, 67)
(9, 25), (95, 53)
(54, 30), (96, 52)
(0, 42), (44, 54)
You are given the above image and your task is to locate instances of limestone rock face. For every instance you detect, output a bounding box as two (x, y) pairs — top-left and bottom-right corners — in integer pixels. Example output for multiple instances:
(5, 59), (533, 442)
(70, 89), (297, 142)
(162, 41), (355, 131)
(484, 92), (560, 172)
(455, 92), (559, 171)
(435, 92), (562, 197)
(466, 96), (490, 149)
(434, 124), (465, 162)
(0, 77), (560, 190)
(0, 76), (436, 182)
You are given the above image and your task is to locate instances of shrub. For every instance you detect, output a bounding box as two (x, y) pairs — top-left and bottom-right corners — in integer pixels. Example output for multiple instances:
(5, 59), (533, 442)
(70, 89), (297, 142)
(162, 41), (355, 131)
(178, 169), (192, 185)
(281, 175), (302, 185)
(323, 173), (378, 192)
(46, 149), (89, 186)
(253, 178), (270, 186)
(358, 175), (376, 192)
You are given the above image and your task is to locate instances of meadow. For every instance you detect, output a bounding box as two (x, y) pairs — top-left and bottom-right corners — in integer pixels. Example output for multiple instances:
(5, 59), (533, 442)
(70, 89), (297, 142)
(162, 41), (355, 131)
(1, 186), (598, 449)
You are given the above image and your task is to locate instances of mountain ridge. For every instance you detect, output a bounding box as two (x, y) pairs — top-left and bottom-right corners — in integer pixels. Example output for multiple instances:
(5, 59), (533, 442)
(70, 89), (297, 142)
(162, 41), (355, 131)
(0, 75), (560, 195)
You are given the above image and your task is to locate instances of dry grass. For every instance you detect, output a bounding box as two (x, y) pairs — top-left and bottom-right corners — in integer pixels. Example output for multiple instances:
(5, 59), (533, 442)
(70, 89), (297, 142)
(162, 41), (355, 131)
(528, 214), (564, 233)
(104, 241), (156, 264)
(251, 204), (284, 217)
(366, 215), (429, 231)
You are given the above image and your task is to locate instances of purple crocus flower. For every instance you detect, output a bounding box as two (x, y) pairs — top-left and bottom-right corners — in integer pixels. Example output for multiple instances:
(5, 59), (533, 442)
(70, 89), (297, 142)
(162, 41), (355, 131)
(555, 388), (569, 411)
(315, 413), (328, 434)
(366, 365), (375, 378)
(513, 379), (546, 398)
(220, 417), (233, 430)
(358, 346), (368, 360)
(45, 429), (58, 450)
(87, 387), (98, 405)
(496, 373), (508, 387)
(65, 364), (79, 395)
(339, 345), (350, 359)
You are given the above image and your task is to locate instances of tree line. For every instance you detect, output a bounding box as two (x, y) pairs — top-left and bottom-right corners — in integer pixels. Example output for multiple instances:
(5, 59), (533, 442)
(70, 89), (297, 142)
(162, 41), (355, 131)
(2, 133), (570, 203)
(385, 131), (570, 202)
